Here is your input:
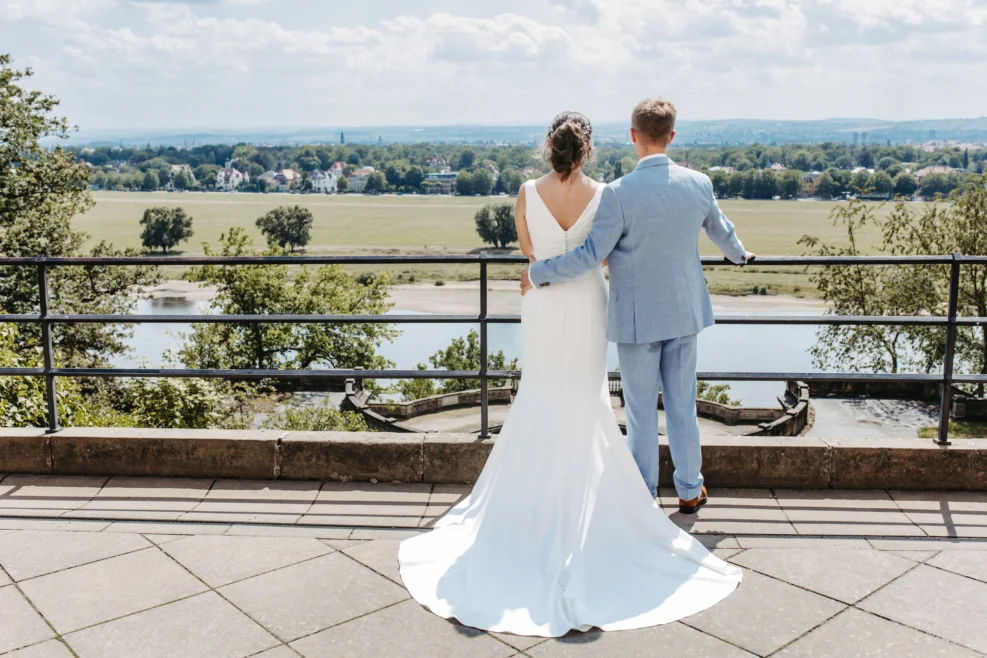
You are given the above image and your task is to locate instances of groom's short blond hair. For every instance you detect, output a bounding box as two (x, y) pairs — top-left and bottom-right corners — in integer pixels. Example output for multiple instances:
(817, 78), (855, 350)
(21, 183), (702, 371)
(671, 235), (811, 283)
(632, 99), (677, 145)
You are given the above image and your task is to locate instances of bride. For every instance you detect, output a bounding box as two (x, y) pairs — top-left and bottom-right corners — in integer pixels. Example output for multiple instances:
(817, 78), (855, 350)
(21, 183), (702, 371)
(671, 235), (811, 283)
(398, 112), (742, 638)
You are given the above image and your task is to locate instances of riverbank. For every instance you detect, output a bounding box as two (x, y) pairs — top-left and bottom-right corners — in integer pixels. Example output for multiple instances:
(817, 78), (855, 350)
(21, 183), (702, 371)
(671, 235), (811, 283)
(147, 279), (827, 315)
(388, 280), (827, 315)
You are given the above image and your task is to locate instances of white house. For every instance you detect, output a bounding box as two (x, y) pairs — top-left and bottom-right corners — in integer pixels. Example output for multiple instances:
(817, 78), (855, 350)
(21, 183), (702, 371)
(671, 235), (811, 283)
(166, 164), (196, 190)
(216, 167), (249, 192)
(259, 169), (301, 192)
(310, 170), (337, 194)
(330, 161), (347, 179)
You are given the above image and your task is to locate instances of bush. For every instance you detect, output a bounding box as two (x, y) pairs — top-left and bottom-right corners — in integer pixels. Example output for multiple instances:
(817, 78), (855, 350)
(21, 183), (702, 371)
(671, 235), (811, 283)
(262, 401), (369, 432)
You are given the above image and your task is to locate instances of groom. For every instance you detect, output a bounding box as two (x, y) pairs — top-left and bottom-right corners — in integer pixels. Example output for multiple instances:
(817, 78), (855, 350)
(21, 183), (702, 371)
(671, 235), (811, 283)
(522, 98), (752, 514)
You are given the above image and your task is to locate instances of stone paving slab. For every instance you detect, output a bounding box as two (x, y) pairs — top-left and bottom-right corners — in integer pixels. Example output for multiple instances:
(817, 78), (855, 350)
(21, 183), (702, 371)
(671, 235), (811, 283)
(0, 475), (108, 517)
(0, 530), (150, 581)
(857, 564), (987, 654)
(0, 585), (56, 654)
(20, 547), (208, 633)
(180, 479), (321, 525)
(218, 552), (409, 642)
(774, 607), (982, 658)
(301, 483), (430, 528)
(74, 477), (214, 521)
(729, 548), (916, 603)
(527, 622), (758, 657)
(160, 534), (334, 587)
(2, 481), (987, 657)
(659, 488), (798, 535)
(889, 491), (987, 538)
(774, 489), (926, 536)
(685, 570), (847, 656)
(63, 592), (279, 658)
(290, 599), (515, 658)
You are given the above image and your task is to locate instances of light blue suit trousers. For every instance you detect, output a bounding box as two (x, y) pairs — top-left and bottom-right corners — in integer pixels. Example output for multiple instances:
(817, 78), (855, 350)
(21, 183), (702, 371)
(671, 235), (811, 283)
(619, 337), (702, 499)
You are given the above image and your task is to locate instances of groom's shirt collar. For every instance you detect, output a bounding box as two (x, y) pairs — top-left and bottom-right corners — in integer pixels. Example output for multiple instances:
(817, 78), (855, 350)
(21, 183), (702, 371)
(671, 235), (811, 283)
(636, 153), (671, 169)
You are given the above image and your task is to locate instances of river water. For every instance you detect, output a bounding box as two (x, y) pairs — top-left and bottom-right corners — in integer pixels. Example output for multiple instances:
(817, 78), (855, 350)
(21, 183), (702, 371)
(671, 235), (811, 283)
(111, 297), (820, 407)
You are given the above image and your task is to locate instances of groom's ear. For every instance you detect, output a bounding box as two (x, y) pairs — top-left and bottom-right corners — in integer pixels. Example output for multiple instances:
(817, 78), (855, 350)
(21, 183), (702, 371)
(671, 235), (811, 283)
(629, 128), (638, 145)
(667, 130), (676, 147)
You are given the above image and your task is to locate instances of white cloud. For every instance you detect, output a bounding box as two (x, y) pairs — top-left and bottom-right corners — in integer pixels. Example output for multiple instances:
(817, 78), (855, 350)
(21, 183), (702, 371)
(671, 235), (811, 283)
(3, 0), (986, 129)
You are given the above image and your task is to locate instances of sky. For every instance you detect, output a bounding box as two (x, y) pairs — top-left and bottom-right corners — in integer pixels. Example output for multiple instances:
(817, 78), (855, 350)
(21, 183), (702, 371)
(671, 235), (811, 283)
(2, 0), (986, 131)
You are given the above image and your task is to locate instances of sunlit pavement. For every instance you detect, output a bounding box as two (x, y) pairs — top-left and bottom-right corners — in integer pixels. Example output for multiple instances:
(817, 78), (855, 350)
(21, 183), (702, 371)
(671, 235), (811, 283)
(1, 475), (986, 657)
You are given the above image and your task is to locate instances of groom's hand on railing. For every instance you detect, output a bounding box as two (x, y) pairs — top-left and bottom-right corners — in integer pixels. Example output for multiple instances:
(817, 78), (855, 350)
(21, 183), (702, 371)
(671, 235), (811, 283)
(727, 252), (756, 269)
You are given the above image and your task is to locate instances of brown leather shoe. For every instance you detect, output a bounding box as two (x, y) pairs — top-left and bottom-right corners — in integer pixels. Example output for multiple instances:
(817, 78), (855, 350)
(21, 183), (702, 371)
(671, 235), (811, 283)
(678, 486), (708, 515)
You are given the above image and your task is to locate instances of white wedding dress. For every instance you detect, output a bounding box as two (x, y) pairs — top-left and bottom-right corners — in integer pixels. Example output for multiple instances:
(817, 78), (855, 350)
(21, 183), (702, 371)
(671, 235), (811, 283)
(398, 180), (742, 637)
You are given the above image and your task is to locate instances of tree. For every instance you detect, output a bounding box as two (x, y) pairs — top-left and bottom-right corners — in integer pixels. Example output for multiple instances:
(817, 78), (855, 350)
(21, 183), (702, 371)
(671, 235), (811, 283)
(798, 200), (936, 374)
(255, 205), (314, 252)
(456, 171), (475, 196)
(180, 228), (395, 374)
(400, 330), (518, 398)
(404, 166), (424, 191)
(882, 176), (987, 391)
(851, 170), (872, 194)
(499, 169), (525, 195)
(141, 170), (158, 191)
(336, 175), (349, 193)
(964, 148), (970, 170)
(140, 207), (194, 254)
(754, 171), (778, 199)
(364, 171), (386, 194)
(472, 168), (494, 196)
(0, 54), (160, 369)
(857, 150), (876, 169)
(457, 148), (476, 170)
(710, 170), (730, 198)
(172, 170), (190, 190)
(779, 170), (802, 199)
(384, 164), (405, 189)
(893, 172), (918, 198)
(474, 203), (517, 249)
(870, 171), (894, 196)
(920, 174), (951, 199)
(877, 157), (899, 171)
(815, 172), (836, 198)
(800, 177), (987, 393)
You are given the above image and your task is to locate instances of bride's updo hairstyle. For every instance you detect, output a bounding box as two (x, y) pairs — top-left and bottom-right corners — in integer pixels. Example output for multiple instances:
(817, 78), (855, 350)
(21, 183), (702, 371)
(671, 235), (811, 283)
(547, 111), (593, 182)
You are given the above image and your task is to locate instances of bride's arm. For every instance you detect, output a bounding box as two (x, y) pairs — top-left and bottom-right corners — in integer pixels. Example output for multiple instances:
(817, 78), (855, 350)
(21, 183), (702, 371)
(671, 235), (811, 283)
(515, 185), (535, 262)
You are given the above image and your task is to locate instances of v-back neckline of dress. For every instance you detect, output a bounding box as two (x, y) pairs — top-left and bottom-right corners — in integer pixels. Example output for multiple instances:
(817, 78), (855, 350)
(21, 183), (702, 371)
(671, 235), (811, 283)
(532, 182), (603, 234)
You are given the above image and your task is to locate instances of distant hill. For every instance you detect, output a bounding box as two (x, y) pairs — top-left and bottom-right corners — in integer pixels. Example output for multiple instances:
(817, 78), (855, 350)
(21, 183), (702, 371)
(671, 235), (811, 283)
(67, 117), (987, 148)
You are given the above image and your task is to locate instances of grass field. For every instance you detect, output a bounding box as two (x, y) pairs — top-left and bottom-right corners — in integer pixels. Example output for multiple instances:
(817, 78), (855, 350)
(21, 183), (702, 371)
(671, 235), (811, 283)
(76, 191), (899, 296)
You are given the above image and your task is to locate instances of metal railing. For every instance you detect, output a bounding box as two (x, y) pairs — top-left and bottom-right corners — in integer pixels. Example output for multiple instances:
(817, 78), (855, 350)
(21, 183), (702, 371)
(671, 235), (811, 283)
(1, 253), (986, 445)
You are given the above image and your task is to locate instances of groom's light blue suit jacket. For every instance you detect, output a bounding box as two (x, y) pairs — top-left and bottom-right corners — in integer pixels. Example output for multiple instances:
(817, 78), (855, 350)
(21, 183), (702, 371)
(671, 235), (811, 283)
(528, 154), (747, 344)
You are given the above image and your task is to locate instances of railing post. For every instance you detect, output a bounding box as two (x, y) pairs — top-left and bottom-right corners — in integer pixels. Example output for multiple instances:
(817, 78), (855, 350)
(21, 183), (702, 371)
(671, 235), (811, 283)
(479, 252), (490, 439)
(937, 252), (961, 446)
(38, 258), (60, 434)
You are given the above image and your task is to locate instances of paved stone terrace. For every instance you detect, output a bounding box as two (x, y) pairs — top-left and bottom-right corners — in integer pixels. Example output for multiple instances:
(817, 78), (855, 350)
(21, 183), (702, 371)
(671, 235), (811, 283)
(1, 474), (986, 657)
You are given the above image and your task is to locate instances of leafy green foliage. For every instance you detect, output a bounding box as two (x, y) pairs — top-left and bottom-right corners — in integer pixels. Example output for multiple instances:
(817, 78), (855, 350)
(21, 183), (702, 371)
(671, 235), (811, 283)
(399, 330), (518, 399)
(261, 400), (369, 432)
(0, 54), (160, 369)
(0, 324), (91, 427)
(181, 228), (395, 374)
(474, 203), (517, 249)
(255, 205), (314, 252)
(140, 206), (194, 254)
(696, 381), (740, 407)
(800, 176), (987, 390)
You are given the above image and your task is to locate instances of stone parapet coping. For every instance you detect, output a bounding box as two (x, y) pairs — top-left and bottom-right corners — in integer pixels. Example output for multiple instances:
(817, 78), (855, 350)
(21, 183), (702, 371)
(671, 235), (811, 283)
(1, 428), (985, 491)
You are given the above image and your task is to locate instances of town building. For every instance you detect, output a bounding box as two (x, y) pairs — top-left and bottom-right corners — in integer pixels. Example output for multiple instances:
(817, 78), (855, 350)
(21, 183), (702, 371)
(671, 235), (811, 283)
(346, 167), (377, 194)
(801, 171), (823, 197)
(215, 167), (249, 192)
(708, 166), (737, 175)
(913, 165), (956, 181)
(424, 157), (449, 171)
(423, 171), (458, 195)
(310, 170), (337, 194)
(258, 169), (302, 192)
(769, 163), (787, 172)
(330, 161), (347, 179)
